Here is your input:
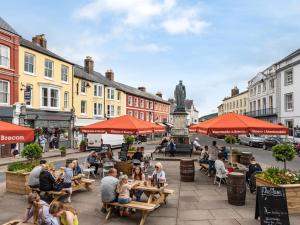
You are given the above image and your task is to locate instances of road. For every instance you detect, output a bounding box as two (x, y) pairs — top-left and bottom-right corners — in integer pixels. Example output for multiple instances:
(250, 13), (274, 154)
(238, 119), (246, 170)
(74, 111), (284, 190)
(192, 134), (300, 171)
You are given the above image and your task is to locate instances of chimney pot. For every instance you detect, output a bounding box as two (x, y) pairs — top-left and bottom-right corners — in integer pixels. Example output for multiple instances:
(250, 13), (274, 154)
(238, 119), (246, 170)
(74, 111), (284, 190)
(32, 34), (47, 48)
(138, 86), (146, 92)
(105, 69), (114, 81)
(84, 56), (94, 74)
(156, 92), (162, 98)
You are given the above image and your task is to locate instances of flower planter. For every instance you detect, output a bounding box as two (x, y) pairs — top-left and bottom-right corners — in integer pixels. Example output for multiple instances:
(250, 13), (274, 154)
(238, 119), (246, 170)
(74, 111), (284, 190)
(6, 171), (30, 195)
(61, 151), (66, 157)
(256, 176), (300, 214)
(79, 145), (86, 152)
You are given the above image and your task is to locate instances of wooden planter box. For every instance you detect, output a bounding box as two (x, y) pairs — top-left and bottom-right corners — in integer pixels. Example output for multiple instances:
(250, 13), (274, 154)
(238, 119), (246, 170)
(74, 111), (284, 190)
(256, 176), (300, 214)
(228, 154), (241, 163)
(6, 171), (30, 195)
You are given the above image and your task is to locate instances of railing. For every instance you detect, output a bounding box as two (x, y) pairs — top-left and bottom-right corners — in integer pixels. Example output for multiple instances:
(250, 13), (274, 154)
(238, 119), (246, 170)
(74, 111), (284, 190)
(244, 108), (277, 117)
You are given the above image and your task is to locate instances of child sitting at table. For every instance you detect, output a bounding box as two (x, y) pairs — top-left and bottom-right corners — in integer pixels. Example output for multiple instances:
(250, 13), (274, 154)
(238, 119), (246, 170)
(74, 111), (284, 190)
(117, 175), (132, 216)
(132, 166), (145, 201)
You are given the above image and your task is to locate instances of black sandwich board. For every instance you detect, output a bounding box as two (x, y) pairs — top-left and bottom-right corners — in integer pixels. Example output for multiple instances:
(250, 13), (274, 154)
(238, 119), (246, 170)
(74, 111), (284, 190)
(119, 143), (129, 161)
(255, 186), (290, 225)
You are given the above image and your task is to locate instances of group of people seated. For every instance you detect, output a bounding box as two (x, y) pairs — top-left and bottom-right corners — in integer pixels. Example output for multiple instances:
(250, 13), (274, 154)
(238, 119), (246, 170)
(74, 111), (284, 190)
(100, 162), (166, 216)
(28, 159), (83, 203)
(23, 192), (78, 225)
(155, 137), (176, 156)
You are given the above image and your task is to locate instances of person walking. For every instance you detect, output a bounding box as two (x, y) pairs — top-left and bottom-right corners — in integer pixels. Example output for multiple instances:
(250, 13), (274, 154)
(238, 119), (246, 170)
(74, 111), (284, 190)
(208, 141), (219, 177)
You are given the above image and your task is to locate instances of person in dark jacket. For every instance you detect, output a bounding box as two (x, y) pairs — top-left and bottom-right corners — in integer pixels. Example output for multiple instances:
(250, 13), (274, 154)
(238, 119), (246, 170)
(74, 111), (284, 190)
(39, 165), (56, 192)
(246, 157), (262, 182)
(132, 148), (143, 161)
(168, 138), (176, 157)
(86, 151), (101, 175)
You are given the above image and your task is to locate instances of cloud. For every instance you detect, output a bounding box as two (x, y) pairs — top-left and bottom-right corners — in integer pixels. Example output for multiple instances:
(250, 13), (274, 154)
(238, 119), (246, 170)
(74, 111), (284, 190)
(73, 0), (176, 26)
(162, 8), (210, 34)
(126, 43), (171, 53)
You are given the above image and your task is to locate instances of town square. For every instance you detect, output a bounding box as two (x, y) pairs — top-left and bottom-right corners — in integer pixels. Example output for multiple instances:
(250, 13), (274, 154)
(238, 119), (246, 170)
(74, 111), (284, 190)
(1, 1), (300, 225)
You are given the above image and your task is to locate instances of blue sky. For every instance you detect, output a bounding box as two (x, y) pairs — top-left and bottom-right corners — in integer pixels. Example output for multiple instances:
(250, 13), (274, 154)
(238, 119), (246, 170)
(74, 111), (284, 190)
(3, 0), (300, 116)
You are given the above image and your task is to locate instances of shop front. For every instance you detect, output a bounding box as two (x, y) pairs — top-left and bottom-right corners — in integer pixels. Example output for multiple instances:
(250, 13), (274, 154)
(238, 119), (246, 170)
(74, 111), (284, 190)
(24, 109), (74, 149)
(0, 106), (14, 157)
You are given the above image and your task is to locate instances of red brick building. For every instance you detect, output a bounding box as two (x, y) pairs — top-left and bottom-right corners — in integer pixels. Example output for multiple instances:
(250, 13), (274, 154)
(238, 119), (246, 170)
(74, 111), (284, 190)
(120, 85), (170, 123)
(0, 17), (20, 110)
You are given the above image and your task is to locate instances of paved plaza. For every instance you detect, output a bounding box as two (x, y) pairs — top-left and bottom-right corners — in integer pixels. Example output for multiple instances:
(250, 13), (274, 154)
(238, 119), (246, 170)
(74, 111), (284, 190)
(1, 160), (300, 225)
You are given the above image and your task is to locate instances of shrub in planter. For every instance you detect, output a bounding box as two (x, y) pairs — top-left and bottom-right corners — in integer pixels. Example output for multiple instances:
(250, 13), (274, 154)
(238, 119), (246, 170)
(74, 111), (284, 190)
(224, 135), (237, 145)
(272, 143), (296, 170)
(60, 147), (66, 157)
(257, 167), (300, 185)
(7, 161), (37, 173)
(79, 140), (87, 152)
(124, 135), (135, 145)
(21, 143), (43, 161)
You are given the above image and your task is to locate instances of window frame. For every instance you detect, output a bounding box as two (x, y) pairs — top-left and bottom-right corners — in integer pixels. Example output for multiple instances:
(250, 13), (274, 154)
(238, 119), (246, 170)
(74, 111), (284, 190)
(93, 102), (103, 116)
(107, 88), (115, 100)
(284, 69), (293, 86)
(107, 104), (115, 117)
(40, 86), (60, 110)
(24, 84), (33, 107)
(81, 80), (86, 94)
(0, 80), (10, 105)
(134, 97), (138, 107)
(140, 99), (144, 108)
(93, 83), (103, 98)
(64, 92), (69, 110)
(24, 52), (35, 75)
(61, 65), (69, 83)
(285, 93), (294, 112)
(128, 96), (132, 106)
(0, 44), (10, 68)
(44, 59), (54, 79)
(81, 100), (87, 114)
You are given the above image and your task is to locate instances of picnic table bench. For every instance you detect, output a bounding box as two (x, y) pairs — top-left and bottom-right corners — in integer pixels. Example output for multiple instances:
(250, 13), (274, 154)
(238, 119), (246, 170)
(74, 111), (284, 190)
(199, 163), (209, 174)
(30, 178), (95, 202)
(106, 201), (156, 225)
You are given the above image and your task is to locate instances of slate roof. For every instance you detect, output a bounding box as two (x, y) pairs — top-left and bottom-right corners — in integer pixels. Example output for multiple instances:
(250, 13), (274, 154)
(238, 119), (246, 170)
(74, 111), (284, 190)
(0, 17), (19, 36)
(74, 64), (113, 87)
(115, 82), (170, 104)
(20, 38), (73, 64)
(199, 113), (218, 122)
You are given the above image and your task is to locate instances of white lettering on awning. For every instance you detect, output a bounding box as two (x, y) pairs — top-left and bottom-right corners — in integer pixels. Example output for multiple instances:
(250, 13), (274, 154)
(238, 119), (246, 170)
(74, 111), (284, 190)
(0, 135), (25, 141)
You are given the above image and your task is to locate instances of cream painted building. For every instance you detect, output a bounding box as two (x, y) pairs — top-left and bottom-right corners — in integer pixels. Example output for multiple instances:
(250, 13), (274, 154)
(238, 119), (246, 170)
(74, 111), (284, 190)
(73, 57), (126, 127)
(221, 87), (248, 115)
(18, 35), (74, 148)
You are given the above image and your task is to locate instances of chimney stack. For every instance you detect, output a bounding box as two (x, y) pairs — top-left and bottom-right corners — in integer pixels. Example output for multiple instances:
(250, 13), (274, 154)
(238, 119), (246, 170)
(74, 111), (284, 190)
(156, 92), (162, 98)
(32, 34), (47, 48)
(138, 87), (146, 92)
(105, 69), (114, 81)
(231, 86), (239, 97)
(84, 56), (94, 74)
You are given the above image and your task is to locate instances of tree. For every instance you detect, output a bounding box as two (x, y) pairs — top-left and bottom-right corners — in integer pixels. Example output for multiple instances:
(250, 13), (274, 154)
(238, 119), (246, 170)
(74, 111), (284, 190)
(272, 143), (296, 170)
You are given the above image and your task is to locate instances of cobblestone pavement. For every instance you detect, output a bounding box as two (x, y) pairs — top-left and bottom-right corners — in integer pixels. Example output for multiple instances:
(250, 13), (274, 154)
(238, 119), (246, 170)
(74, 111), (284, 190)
(1, 160), (300, 225)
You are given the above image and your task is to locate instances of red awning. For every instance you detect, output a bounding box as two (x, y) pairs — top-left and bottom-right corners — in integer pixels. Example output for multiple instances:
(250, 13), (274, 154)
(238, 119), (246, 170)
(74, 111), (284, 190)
(189, 112), (288, 135)
(80, 115), (165, 135)
(0, 121), (34, 144)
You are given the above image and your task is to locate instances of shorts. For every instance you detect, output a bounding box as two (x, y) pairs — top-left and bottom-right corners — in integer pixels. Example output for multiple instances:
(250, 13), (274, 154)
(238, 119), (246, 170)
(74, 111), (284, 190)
(118, 198), (131, 204)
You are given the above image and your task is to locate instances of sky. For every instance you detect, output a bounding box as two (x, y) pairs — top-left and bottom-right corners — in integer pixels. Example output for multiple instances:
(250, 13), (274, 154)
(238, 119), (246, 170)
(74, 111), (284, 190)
(2, 0), (300, 116)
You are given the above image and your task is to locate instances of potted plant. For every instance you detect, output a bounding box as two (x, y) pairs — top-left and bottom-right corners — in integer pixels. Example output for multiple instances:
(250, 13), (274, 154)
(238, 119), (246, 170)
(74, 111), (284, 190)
(124, 135), (135, 146)
(60, 147), (67, 157)
(256, 143), (300, 214)
(224, 135), (240, 163)
(79, 140), (87, 152)
(6, 143), (42, 194)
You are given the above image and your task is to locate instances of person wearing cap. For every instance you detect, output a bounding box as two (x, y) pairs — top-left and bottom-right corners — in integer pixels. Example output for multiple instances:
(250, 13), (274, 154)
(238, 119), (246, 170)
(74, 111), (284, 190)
(28, 159), (47, 189)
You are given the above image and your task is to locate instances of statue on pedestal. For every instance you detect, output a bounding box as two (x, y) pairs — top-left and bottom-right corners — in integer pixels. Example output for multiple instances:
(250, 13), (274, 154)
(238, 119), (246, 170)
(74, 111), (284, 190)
(174, 80), (186, 112)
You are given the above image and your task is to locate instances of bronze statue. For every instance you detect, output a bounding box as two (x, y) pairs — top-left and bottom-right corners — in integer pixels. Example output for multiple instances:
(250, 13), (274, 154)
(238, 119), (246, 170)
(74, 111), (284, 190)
(174, 80), (186, 112)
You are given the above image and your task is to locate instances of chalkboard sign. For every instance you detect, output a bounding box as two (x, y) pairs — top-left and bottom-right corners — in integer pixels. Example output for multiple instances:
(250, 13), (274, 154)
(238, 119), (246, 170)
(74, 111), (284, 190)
(255, 186), (290, 225)
(119, 143), (129, 161)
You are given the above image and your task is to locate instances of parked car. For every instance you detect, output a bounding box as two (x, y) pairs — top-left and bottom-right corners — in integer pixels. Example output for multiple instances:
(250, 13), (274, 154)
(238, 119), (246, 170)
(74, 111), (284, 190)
(262, 137), (298, 150)
(239, 134), (265, 147)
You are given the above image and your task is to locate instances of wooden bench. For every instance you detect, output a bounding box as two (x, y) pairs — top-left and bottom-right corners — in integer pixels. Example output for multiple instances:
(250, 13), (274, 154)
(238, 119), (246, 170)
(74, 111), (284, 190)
(106, 201), (156, 225)
(199, 163), (209, 174)
(30, 178), (95, 202)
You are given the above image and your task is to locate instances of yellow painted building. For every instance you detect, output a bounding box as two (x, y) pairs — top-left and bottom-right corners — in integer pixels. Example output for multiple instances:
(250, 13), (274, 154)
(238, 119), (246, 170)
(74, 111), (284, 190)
(18, 35), (74, 148)
(221, 87), (248, 115)
(73, 57), (126, 127)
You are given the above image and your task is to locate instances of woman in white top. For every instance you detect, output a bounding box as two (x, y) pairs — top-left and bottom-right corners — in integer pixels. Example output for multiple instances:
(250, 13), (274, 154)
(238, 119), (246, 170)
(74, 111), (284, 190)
(152, 162), (166, 184)
(214, 152), (228, 178)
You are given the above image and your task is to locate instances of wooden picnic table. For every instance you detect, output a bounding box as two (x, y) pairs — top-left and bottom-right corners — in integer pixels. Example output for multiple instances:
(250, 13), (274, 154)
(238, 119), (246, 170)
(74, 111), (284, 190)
(129, 180), (173, 206)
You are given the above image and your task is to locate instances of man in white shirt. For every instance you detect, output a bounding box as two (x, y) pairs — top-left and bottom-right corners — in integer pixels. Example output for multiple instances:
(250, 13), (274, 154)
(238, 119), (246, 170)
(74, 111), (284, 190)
(215, 152), (228, 179)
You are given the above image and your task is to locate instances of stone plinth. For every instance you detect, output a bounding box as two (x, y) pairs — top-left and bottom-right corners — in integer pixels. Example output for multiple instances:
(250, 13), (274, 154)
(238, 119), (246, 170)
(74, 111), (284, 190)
(171, 111), (189, 145)
(172, 111), (188, 129)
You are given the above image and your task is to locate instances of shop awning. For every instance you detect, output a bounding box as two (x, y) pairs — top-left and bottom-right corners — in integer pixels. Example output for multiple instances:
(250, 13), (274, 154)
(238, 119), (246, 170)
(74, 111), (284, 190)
(80, 115), (165, 135)
(189, 112), (288, 135)
(0, 121), (34, 144)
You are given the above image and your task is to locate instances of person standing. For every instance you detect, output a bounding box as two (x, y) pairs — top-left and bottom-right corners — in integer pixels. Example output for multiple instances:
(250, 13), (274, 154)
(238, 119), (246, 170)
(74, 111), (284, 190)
(11, 143), (19, 159)
(208, 141), (219, 177)
(39, 135), (47, 153)
(168, 138), (176, 157)
(100, 168), (119, 213)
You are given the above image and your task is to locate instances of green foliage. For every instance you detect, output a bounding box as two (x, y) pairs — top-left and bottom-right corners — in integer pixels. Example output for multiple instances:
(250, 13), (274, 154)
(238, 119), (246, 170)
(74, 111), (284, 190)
(124, 135), (135, 144)
(224, 135), (237, 144)
(128, 146), (136, 152)
(7, 161), (37, 173)
(257, 167), (300, 185)
(79, 140), (87, 147)
(59, 147), (66, 152)
(272, 143), (296, 170)
(21, 143), (42, 161)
